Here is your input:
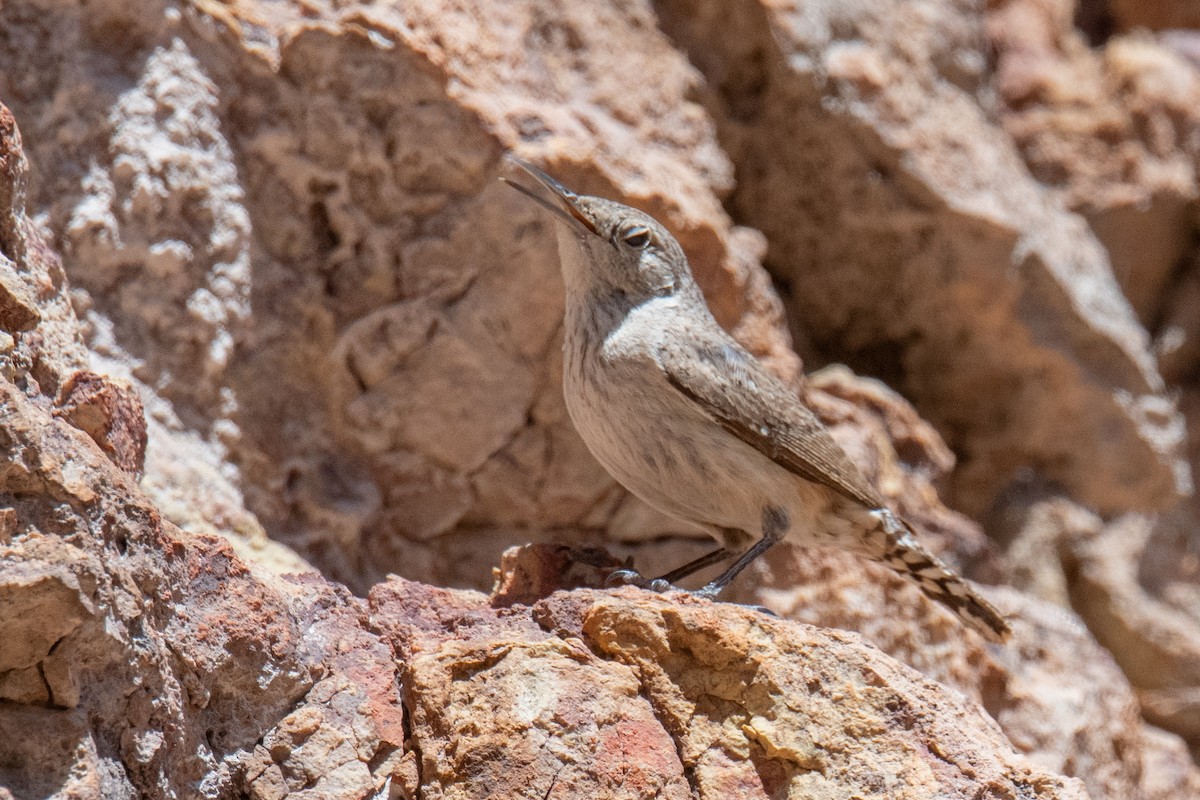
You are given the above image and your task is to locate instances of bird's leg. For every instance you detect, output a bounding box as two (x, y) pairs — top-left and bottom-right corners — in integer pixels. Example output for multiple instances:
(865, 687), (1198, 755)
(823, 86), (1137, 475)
(691, 537), (776, 598)
(693, 506), (788, 599)
(654, 546), (731, 583)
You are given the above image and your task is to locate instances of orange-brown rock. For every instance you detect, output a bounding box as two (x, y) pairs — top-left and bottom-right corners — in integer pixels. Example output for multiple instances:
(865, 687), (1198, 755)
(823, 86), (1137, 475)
(364, 557), (1089, 800)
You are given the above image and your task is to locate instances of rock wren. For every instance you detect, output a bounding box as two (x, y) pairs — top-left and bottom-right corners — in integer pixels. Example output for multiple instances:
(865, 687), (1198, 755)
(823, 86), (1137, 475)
(502, 155), (1011, 642)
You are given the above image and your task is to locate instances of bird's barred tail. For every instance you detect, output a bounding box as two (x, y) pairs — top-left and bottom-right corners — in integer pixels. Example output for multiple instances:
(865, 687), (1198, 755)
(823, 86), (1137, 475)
(863, 508), (1011, 643)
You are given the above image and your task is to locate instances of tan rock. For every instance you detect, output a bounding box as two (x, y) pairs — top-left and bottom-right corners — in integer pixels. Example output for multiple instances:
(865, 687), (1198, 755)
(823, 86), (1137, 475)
(656, 0), (1188, 518)
(993, 494), (1100, 607)
(0, 551), (92, 675)
(1141, 724), (1200, 799)
(1155, 253), (1200, 384)
(1, 377), (410, 798)
(490, 542), (626, 608)
(0, 265), (39, 333)
(989, 1), (1200, 327)
(0, 105), (29, 266)
(1064, 512), (1200, 743)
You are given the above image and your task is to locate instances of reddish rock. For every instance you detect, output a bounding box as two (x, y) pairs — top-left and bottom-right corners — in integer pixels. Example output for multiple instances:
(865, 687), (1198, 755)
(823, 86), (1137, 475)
(54, 370), (148, 477)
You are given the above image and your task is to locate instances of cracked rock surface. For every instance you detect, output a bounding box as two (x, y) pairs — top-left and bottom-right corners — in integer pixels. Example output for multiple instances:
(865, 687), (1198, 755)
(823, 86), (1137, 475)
(2, 0), (1200, 797)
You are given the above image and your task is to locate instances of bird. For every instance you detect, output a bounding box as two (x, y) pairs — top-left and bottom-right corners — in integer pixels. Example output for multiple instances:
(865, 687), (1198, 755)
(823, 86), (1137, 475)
(501, 154), (1010, 642)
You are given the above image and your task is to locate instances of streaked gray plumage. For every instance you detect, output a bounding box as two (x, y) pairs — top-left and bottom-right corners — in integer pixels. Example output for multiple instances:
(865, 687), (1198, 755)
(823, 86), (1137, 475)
(502, 155), (1010, 642)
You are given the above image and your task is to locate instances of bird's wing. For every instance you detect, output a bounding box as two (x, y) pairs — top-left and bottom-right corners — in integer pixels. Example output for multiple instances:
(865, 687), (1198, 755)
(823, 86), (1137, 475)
(656, 333), (884, 510)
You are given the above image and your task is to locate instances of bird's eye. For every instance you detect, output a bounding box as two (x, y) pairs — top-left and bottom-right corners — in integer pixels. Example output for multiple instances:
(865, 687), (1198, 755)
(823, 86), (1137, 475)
(621, 224), (652, 249)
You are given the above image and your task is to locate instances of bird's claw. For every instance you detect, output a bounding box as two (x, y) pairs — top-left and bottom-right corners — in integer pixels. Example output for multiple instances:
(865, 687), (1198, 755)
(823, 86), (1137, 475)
(605, 568), (646, 588)
(605, 569), (673, 593)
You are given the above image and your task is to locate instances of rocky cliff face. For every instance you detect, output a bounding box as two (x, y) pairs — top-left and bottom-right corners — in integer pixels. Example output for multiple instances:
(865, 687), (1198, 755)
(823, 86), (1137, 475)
(1, 0), (1199, 798)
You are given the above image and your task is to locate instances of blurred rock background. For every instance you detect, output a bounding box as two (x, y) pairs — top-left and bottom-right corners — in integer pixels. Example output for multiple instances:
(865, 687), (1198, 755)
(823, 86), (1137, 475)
(2, 0), (1200, 797)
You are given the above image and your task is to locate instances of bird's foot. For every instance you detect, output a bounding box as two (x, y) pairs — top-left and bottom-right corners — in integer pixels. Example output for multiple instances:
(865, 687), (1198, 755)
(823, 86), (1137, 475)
(607, 572), (776, 616)
(605, 569), (673, 593)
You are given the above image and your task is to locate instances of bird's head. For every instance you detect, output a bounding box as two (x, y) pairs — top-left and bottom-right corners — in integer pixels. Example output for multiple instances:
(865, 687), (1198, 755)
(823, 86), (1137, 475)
(502, 155), (697, 306)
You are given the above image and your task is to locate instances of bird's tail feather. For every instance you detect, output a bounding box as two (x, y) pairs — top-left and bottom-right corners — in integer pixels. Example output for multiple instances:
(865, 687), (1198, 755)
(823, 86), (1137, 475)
(861, 508), (1011, 643)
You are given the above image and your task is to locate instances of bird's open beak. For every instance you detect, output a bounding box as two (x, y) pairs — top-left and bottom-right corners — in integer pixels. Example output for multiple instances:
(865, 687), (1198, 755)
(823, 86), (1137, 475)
(500, 154), (600, 236)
